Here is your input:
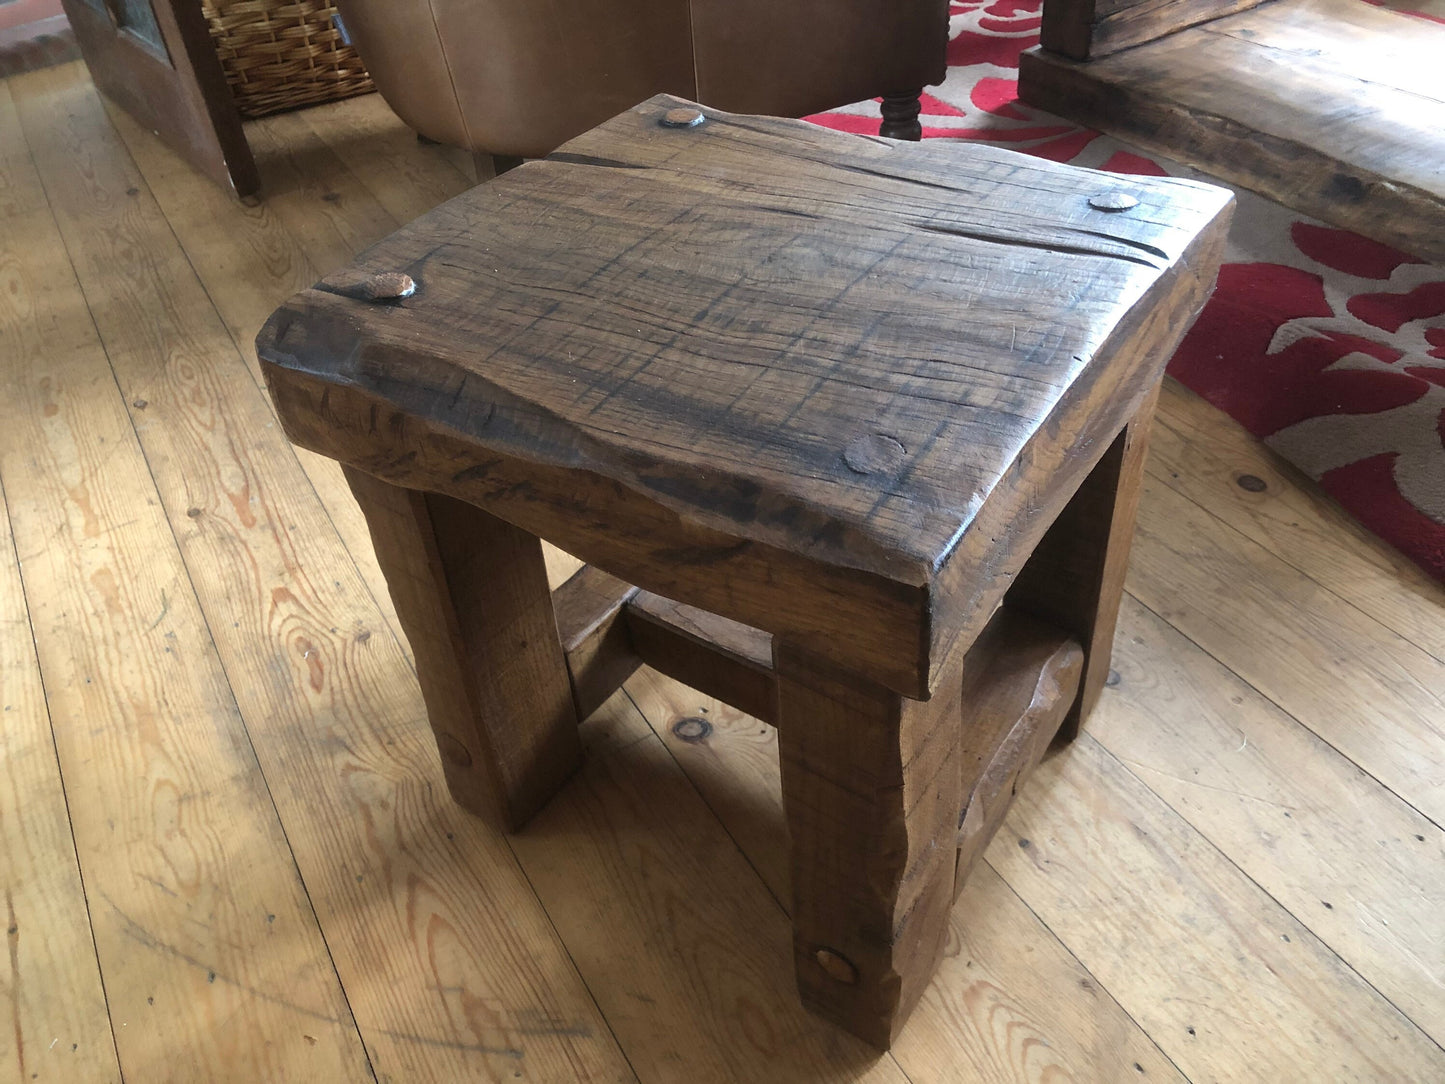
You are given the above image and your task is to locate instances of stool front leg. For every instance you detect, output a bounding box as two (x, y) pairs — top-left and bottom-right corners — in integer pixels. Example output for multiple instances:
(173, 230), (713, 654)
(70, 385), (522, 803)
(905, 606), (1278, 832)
(344, 467), (582, 831)
(776, 643), (964, 1049)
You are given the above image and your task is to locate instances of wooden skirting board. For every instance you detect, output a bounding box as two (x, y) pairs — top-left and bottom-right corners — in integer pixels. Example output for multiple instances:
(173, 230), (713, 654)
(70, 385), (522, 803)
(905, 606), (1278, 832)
(1021, 0), (1445, 264)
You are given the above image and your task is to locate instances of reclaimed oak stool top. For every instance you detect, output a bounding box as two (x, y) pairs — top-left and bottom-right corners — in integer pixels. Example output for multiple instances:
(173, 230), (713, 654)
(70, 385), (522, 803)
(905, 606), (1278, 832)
(257, 95), (1232, 1048)
(259, 94), (1229, 699)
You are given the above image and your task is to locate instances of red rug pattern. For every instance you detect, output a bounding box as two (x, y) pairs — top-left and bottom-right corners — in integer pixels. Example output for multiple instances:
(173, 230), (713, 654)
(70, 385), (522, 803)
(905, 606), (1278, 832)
(807, 0), (1445, 583)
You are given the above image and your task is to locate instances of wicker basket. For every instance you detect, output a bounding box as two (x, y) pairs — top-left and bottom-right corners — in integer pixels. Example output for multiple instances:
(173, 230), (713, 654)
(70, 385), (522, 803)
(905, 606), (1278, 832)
(202, 0), (374, 118)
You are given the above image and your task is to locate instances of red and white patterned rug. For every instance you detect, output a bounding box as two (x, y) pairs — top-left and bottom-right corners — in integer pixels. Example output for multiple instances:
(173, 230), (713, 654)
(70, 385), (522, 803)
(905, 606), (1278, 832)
(808, 0), (1445, 584)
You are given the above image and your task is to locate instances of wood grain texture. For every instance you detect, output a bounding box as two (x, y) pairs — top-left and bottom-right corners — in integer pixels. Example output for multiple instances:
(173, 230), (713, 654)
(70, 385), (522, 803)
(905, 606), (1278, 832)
(776, 643), (966, 1047)
(1022, 0), (1445, 263)
(16, 61), (633, 1081)
(344, 469), (582, 828)
(1008, 385), (1155, 742)
(16, 59), (1441, 1080)
(953, 610), (1083, 895)
(510, 691), (911, 1083)
(1150, 378), (1445, 662)
(627, 666), (1189, 1082)
(298, 91), (474, 227)
(3, 70), (369, 1083)
(0, 456), (120, 1084)
(59, 0), (257, 195)
(990, 736), (1444, 1081)
(0, 80), (119, 1084)
(1040, 0), (1268, 60)
(1100, 594), (1445, 1045)
(101, 94), (405, 642)
(1129, 475), (1445, 824)
(626, 591), (778, 726)
(553, 563), (641, 720)
(258, 93), (1232, 698)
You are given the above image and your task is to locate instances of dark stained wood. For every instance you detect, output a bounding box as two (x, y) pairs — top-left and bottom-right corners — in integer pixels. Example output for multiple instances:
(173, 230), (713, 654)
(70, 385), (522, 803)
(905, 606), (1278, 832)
(953, 608), (1084, 896)
(61, 0), (257, 196)
(626, 591), (778, 725)
(258, 94), (1233, 700)
(1008, 386), (1157, 743)
(552, 563), (641, 720)
(926, 228), (1222, 691)
(1040, 0), (1268, 60)
(343, 467), (582, 829)
(879, 91), (924, 140)
(776, 641), (965, 1049)
(257, 97), (1229, 1049)
(1022, 0), (1445, 264)
(552, 571), (1088, 765)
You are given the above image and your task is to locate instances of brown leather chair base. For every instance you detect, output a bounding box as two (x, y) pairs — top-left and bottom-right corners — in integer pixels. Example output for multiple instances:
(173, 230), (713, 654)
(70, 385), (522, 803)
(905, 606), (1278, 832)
(336, 0), (948, 159)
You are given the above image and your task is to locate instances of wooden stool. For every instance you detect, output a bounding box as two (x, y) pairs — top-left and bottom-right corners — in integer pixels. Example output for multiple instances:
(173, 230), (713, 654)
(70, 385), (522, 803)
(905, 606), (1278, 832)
(258, 96), (1231, 1049)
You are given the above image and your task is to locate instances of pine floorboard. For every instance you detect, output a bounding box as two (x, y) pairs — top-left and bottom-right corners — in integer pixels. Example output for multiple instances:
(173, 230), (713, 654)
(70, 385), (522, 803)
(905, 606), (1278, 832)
(2, 61), (1442, 1083)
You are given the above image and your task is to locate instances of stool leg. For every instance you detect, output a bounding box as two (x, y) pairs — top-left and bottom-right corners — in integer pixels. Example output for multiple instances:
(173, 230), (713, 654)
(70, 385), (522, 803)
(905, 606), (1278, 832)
(1009, 383), (1160, 744)
(776, 643), (964, 1049)
(344, 467), (581, 830)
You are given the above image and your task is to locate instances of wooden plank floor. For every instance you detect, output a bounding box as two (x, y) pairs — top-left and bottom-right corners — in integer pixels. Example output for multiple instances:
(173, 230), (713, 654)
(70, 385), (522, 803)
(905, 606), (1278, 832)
(1, 62), (1441, 1083)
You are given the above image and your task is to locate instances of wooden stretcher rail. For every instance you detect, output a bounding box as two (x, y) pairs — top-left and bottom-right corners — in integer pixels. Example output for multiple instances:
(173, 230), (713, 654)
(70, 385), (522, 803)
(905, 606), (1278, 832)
(551, 565), (1085, 883)
(552, 564), (776, 723)
(952, 609), (1084, 896)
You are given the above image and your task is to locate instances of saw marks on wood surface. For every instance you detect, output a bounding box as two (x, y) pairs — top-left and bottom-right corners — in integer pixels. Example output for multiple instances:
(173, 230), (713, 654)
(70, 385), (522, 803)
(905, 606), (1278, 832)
(2, 59), (1442, 1083)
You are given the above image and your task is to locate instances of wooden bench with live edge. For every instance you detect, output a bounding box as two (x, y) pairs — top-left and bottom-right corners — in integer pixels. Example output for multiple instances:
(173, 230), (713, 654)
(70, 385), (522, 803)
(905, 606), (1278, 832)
(256, 95), (1232, 1049)
(1019, 0), (1445, 264)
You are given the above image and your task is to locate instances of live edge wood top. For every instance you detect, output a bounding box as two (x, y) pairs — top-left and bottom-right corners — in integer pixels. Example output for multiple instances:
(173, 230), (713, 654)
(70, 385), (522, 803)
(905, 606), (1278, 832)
(257, 95), (1231, 698)
(1023, 0), (1445, 265)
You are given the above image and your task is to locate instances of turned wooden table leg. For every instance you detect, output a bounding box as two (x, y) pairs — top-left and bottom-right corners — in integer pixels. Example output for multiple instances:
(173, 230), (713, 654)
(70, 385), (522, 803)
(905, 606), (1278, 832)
(776, 642), (964, 1049)
(880, 91), (924, 141)
(343, 467), (581, 830)
(1009, 384), (1160, 744)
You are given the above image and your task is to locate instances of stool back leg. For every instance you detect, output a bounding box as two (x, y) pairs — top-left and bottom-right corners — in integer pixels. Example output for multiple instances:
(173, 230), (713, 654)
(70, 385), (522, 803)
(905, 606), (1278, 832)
(1008, 383), (1160, 744)
(344, 468), (582, 830)
(776, 642), (965, 1049)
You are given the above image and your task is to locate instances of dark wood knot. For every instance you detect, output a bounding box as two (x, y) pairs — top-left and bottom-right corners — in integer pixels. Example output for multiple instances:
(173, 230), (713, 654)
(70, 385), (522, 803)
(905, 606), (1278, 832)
(814, 948), (859, 984)
(331, 271), (417, 301)
(1088, 192), (1139, 212)
(671, 716), (712, 743)
(436, 733), (473, 767)
(660, 107), (706, 129)
(1236, 473), (1267, 492)
(843, 433), (907, 475)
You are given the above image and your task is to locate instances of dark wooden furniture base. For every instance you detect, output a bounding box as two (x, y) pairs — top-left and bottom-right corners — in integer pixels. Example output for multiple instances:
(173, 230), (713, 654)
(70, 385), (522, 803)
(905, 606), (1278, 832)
(1021, 0), (1445, 263)
(345, 443), (1118, 1046)
(258, 95), (1230, 1048)
(880, 91), (925, 140)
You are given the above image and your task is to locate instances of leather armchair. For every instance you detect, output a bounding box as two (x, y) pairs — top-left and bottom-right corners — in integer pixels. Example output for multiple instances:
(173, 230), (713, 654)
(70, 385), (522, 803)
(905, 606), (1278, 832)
(335, 0), (950, 160)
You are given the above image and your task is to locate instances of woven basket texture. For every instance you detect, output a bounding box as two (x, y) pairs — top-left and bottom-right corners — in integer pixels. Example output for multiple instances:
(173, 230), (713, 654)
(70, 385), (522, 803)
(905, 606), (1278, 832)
(202, 0), (373, 117)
